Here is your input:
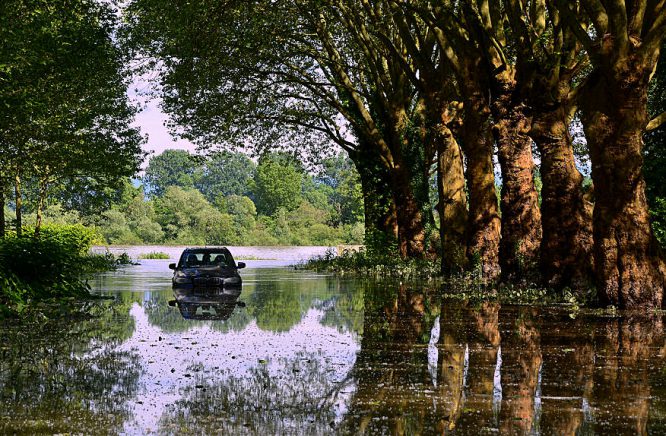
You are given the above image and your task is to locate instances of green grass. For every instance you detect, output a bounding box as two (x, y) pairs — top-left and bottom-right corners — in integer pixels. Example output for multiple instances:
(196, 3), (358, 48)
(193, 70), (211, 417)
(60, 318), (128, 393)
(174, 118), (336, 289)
(138, 251), (170, 259)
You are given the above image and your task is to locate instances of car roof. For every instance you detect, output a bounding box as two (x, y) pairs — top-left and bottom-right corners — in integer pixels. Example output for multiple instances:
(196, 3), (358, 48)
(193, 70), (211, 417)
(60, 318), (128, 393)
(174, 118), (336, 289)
(183, 247), (231, 253)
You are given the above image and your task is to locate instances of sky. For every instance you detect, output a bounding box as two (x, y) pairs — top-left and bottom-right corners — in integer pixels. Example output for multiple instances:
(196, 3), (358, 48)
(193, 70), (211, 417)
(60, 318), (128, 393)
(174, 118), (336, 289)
(134, 97), (196, 158)
(129, 76), (197, 169)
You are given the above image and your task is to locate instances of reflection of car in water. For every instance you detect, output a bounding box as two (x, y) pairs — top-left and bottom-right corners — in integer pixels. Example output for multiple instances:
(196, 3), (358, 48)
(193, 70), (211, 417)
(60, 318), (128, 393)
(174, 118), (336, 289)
(169, 247), (245, 290)
(169, 286), (244, 320)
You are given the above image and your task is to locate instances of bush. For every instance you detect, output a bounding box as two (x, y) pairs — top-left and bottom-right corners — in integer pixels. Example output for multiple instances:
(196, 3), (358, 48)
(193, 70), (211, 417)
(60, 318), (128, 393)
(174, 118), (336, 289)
(302, 247), (440, 280)
(138, 251), (170, 259)
(0, 224), (112, 313)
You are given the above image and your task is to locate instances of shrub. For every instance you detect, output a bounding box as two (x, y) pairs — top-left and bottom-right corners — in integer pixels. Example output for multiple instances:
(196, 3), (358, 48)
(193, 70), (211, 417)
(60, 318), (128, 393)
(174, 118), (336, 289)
(0, 224), (113, 313)
(138, 251), (170, 259)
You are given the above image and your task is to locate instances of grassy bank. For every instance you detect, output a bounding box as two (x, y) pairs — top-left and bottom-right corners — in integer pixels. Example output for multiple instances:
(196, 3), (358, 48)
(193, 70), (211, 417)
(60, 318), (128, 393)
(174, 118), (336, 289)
(0, 224), (123, 318)
(300, 248), (441, 280)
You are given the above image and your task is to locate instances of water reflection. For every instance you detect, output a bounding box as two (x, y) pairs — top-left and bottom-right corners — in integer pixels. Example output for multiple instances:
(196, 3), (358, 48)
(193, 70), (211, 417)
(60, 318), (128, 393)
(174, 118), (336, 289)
(170, 287), (243, 321)
(3, 262), (666, 434)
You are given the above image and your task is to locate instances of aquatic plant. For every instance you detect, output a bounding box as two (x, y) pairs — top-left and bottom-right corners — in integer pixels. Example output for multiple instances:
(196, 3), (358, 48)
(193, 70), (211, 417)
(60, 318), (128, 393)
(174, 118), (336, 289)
(138, 251), (170, 259)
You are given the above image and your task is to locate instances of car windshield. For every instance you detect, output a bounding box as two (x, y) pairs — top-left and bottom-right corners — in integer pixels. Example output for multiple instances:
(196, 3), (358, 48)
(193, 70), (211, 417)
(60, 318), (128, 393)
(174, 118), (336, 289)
(180, 250), (234, 268)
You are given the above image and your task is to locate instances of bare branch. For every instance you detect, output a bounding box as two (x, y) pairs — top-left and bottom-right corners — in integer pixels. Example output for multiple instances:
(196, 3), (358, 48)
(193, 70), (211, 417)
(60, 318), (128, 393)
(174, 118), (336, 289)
(647, 110), (666, 131)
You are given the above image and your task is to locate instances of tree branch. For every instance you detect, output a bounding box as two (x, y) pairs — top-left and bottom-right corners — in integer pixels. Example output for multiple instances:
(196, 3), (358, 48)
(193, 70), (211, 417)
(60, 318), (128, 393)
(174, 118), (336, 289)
(647, 110), (666, 131)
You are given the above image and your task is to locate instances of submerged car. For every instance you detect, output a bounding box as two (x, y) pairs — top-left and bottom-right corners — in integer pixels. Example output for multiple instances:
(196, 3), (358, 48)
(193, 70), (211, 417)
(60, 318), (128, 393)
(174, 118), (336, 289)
(169, 247), (245, 290)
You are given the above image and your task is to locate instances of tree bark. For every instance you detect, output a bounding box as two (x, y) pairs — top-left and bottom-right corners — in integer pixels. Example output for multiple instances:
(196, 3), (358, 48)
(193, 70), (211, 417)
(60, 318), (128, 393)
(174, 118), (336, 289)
(580, 67), (666, 308)
(14, 173), (22, 237)
(460, 89), (501, 281)
(437, 128), (468, 273)
(492, 86), (542, 281)
(531, 105), (594, 290)
(387, 158), (427, 258)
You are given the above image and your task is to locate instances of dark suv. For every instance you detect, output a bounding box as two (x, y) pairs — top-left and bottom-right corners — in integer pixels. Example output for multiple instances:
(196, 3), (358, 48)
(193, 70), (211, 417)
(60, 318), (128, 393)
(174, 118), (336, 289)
(169, 247), (245, 290)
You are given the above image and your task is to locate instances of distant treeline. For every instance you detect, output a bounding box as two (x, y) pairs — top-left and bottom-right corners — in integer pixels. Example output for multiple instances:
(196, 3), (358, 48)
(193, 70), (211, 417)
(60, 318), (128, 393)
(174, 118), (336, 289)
(4, 151), (365, 247)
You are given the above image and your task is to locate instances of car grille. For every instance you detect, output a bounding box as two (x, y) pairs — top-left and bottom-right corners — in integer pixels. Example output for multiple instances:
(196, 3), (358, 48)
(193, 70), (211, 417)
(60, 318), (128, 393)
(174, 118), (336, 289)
(193, 277), (224, 287)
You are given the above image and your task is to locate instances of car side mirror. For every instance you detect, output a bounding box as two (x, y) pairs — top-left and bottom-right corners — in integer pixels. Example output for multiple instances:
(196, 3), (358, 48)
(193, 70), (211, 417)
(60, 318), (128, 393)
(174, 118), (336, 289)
(168, 300), (177, 307)
(168, 263), (176, 270)
(237, 262), (246, 269)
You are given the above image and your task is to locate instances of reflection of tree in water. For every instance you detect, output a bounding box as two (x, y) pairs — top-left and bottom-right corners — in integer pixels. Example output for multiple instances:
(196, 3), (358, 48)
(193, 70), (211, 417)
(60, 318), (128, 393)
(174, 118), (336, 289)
(588, 315), (663, 434)
(156, 351), (349, 434)
(340, 292), (666, 435)
(443, 301), (501, 433)
(0, 301), (141, 434)
(317, 278), (366, 336)
(538, 311), (595, 435)
(249, 280), (305, 332)
(340, 284), (442, 434)
(248, 275), (357, 333)
(497, 307), (543, 434)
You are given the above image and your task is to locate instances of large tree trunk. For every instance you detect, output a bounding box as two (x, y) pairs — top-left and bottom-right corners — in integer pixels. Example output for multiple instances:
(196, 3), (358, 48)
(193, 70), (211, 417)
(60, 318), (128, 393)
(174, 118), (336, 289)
(531, 105), (594, 290)
(492, 86), (542, 281)
(437, 128), (468, 273)
(388, 159), (427, 258)
(460, 90), (501, 281)
(580, 68), (666, 308)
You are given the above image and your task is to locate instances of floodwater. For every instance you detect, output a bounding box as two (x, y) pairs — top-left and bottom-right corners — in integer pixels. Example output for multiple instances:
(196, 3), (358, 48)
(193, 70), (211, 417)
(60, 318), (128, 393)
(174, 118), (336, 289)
(2, 257), (666, 434)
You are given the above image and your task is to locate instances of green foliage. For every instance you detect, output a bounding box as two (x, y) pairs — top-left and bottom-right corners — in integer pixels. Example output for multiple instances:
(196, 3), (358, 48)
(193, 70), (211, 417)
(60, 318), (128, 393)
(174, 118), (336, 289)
(154, 186), (235, 245)
(302, 248), (439, 280)
(138, 251), (170, 259)
(144, 149), (201, 197)
(0, 0), (144, 215)
(253, 155), (303, 216)
(0, 224), (122, 314)
(651, 197), (666, 246)
(196, 151), (256, 202)
(34, 149), (364, 247)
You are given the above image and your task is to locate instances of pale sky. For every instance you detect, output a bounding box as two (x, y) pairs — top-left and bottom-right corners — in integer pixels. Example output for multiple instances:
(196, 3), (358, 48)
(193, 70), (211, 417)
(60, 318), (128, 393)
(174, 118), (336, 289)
(129, 76), (198, 169)
(134, 97), (197, 157)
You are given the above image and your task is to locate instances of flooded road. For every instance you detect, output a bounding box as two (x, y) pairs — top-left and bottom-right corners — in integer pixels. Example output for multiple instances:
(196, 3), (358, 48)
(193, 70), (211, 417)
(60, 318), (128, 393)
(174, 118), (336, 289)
(2, 260), (666, 434)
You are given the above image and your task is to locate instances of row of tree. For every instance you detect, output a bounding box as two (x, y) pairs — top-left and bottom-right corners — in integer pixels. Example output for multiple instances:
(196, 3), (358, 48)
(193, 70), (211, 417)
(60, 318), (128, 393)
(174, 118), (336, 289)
(101, 150), (364, 245)
(0, 0), (144, 237)
(125, 0), (666, 308)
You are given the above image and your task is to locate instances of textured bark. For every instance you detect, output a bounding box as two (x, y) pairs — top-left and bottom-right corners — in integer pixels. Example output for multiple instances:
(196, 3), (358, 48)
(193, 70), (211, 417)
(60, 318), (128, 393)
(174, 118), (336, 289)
(437, 129), (468, 273)
(460, 90), (501, 280)
(492, 85), (542, 281)
(580, 66), (666, 308)
(531, 106), (594, 290)
(388, 159), (427, 258)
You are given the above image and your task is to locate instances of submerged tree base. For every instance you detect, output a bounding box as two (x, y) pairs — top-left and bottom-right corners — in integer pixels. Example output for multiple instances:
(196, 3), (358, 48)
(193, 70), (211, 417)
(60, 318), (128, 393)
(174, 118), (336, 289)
(302, 249), (603, 308)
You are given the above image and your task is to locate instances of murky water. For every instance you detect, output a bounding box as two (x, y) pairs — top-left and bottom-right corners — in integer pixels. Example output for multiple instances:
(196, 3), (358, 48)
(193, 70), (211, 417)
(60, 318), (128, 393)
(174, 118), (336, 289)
(2, 258), (666, 434)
